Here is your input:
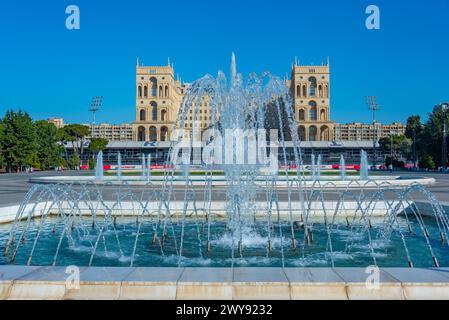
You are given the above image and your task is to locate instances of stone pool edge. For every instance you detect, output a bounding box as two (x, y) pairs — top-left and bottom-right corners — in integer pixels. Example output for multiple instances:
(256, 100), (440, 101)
(2, 266), (449, 300)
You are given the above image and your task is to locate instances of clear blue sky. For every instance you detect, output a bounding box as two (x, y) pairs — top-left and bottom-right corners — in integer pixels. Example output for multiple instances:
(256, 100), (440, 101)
(0, 0), (448, 125)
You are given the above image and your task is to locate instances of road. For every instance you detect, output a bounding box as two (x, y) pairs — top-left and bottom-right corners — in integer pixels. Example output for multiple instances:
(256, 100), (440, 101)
(1, 170), (449, 207)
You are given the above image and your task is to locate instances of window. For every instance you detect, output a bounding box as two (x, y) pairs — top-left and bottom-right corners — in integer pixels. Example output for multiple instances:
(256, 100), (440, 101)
(139, 109), (146, 121)
(151, 102), (158, 121)
(138, 86), (142, 98)
(160, 126), (168, 141)
(308, 77), (317, 97)
(309, 101), (317, 121)
(150, 78), (157, 96)
(309, 126), (317, 141)
(149, 126), (157, 141)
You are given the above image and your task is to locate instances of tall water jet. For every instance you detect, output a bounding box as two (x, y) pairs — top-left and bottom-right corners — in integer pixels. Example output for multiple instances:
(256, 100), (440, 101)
(316, 154), (322, 180)
(360, 150), (369, 180)
(117, 152), (122, 181)
(311, 154), (317, 182)
(95, 151), (104, 180)
(141, 154), (146, 179)
(146, 154), (151, 182)
(340, 154), (347, 180)
(230, 51), (237, 84)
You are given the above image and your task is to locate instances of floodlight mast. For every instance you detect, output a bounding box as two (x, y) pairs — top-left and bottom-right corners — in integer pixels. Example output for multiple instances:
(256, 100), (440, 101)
(89, 96), (103, 125)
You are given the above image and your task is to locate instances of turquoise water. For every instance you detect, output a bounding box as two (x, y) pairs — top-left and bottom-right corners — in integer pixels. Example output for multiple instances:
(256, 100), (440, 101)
(1, 216), (448, 268)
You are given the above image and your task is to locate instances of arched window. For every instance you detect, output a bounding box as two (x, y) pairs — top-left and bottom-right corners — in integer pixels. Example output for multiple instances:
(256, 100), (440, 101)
(320, 125), (329, 141)
(137, 126), (145, 142)
(150, 78), (157, 96)
(296, 85), (301, 97)
(138, 86), (142, 98)
(318, 85), (323, 97)
(308, 77), (317, 97)
(325, 85), (329, 98)
(151, 102), (158, 121)
(298, 109), (305, 121)
(309, 126), (317, 141)
(144, 86), (148, 98)
(309, 101), (317, 121)
(149, 126), (157, 141)
(302, 85), (307, 97)
(159, 86), (163, 97)
(160, 126), (168, 142)
(139, 109), (146, 121)
(161, 109), (167, 121)
(320, 109), (326, 121)
(165, 86), (169, 97)
(298, 126), (306, 141)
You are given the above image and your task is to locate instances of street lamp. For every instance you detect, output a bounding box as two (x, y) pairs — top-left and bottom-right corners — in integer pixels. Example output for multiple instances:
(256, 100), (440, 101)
(366, 96), (380, 168)
(412, 128), (417, 171)
(443, 103), (448, 172)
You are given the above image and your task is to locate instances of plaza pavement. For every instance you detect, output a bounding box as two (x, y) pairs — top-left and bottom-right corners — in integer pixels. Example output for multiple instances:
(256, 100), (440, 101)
(0, 170), (449, 207)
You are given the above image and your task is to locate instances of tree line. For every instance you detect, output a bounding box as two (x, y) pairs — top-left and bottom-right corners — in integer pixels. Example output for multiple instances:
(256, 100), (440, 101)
(378, 103), (449, 170)
(0, 110), (108, 172)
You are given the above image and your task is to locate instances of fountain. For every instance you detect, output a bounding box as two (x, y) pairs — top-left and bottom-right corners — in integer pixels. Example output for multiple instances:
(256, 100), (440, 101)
(95, 151), (104, 181)
(117, 152), (122, 181)
(146, 154), (151, 182)
(360, 150), (369, 180)
(1, 54), (447, 269)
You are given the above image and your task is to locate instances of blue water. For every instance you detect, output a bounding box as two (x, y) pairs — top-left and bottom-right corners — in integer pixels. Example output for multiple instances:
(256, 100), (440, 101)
(1, 216), (448, 268)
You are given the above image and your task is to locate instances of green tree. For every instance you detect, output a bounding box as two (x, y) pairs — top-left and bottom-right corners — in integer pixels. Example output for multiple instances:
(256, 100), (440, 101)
(68, 154), (81, 170)
(379, 135), (412, 164)
(88, 138), (108, 154)
(422, 104), (449, 167)
(1, 110), (36, 172)
(420, 155), (435, 170)
(34, 121), (63, 170)
(63, 124), (90, 169)
(88, 138), (108, 169)
(56, 127), (71, 165)
(0, 121), (5, 169)
(405, 115), (423, 139)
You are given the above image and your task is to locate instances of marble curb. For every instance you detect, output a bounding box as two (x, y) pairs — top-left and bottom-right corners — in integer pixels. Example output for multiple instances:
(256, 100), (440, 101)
(2, 266), (449, 300)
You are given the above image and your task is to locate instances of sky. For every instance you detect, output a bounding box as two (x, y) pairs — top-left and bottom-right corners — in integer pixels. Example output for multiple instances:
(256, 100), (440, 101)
(0, 0), (448, 125)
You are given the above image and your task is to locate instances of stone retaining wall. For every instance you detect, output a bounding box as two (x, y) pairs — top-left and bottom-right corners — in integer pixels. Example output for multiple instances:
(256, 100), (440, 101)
(1, 266), (449, 300)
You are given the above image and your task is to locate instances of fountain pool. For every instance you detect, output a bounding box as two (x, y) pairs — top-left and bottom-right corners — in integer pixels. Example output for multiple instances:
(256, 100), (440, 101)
(1, 54), (448, 270)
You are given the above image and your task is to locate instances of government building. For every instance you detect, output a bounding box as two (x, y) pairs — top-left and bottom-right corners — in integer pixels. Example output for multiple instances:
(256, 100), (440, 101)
(54, 58), (406, 165)
(129, 59), (403, 143)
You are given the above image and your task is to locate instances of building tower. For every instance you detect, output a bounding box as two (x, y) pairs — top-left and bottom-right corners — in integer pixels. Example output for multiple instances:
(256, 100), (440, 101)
(132, 59), (183, 142)
(290, 59), (334, 141)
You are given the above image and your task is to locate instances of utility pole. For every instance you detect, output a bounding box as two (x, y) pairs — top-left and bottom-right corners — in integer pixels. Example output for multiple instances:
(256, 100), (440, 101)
(413, 129), (417, 171)
(390, 134), (394, 172)
(443, 102), (449, 173)
(366, 96), (380, 168)
(443, 122), (447, 172)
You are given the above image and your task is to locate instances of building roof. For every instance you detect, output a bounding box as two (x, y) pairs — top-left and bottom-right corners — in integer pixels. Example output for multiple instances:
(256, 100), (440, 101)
(64, 140), (379, 150)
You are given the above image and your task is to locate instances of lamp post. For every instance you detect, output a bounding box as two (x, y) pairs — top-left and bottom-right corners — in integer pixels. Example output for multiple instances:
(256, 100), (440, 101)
(366, 96), (380, 168)
(390, 134), (394, 173)
(412, 129), (417, 171)
(443, 103), (448, 173)
(443, 122), (447, 172)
